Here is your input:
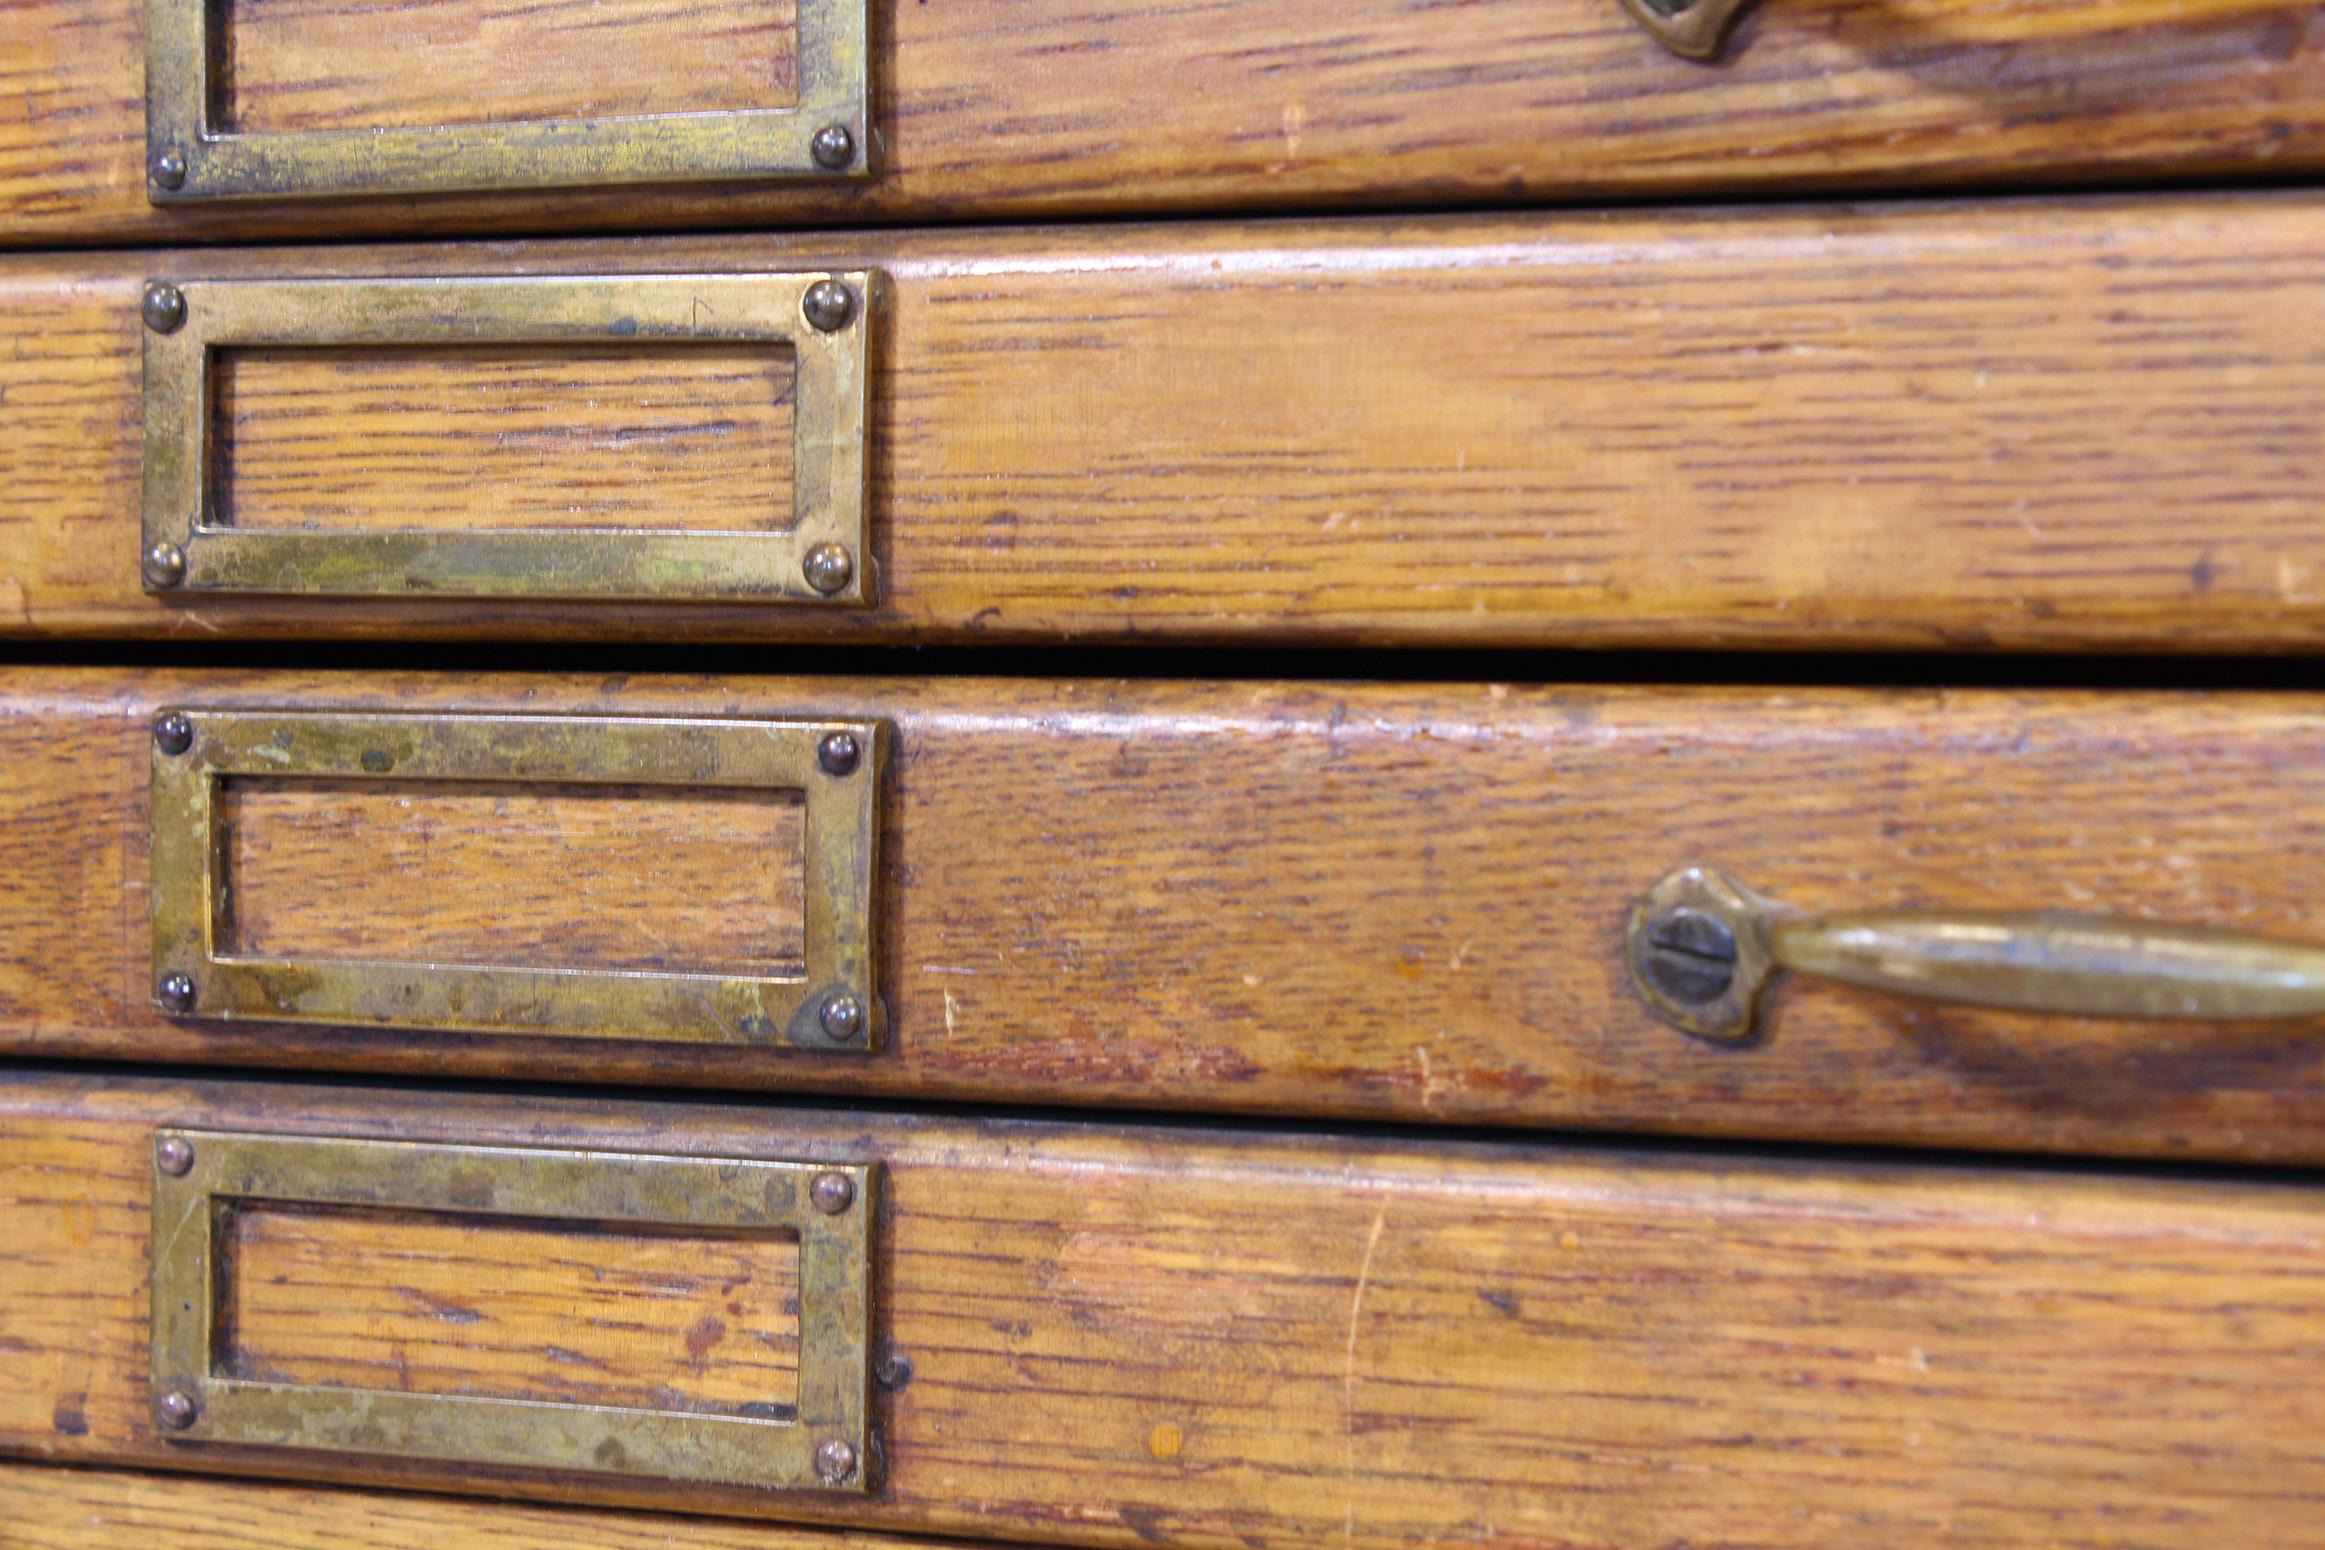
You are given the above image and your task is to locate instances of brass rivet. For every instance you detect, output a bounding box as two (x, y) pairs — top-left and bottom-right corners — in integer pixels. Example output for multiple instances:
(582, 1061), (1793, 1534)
(153, 710), (194, 755)
(155, 1388), (199, 1430)
(809, 1171), (856, 1215)
(802, 542), (854, 595)
(157, 972), (197, 1014)
(143, 541), (187, 589)
(809, 124), (856, 171)
(814, 1436), (858, 1484)
(155, 1136), (194, 1176)
(142, 282), (187, 334)
(150, 151), (187, 190)
(818, 991), (864, 1042)
(818, 730), (861, 776)
(802, 279), (858, 333)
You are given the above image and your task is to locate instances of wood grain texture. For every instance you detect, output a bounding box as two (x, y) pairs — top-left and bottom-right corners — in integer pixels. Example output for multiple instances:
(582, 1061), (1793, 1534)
(216, 0), (798, 134)
(2, 0), (2323, 243)
(3, 198), (2324, 652)
(221, 1203), (801, 1414)
(3, 1070), (2325, 1548)
(4, 667), (2325, 1163)
(212, 344), (797, 534)
(216, 779), (807, 973)
(0, 1466), (1016, 1550)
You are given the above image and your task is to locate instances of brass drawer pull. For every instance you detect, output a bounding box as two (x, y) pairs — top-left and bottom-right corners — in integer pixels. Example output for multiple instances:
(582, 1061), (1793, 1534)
(149, 709), (885, 1048)
(140, 273), (875, 606)
(1628, 865), (2325, 1041)
(145, 0), (870, 199)
(1616, 0), (1758, 59)
(149, 1130), (877, 1489)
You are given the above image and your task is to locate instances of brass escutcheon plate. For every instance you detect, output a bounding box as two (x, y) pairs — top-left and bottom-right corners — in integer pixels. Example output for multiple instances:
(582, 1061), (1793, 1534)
(140, 273), (876, 605)
(149, 1130), (876, 1489)
(149, 709), (885, 1047)
(145, 0), (870, 199)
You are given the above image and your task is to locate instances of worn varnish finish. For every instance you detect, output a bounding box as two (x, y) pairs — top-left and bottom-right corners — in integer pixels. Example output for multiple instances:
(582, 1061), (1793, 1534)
(3, 199), (2324, 651)
(3, 0), (2323, 242)
(219, 1203), (802, 1414)
(216, 779), (807, 972)
(2, 1070), (2324, 1547)
(215, 0), (798, 134)
(212, 344), (797, 534)
(0, 1467), (993, 1550)
(4, 667), (2325, 1163)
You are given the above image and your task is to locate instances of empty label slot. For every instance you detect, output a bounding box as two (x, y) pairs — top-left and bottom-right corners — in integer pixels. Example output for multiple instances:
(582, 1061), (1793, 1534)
(211, 343), (797, 535)
(216, 778), (807, 976)
(219, 1202), (802, 1418)
(215, 0), (800, 133)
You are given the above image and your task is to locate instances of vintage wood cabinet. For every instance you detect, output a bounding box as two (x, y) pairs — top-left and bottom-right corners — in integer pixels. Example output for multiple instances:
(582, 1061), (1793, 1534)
(1, 0), (2321, 1544)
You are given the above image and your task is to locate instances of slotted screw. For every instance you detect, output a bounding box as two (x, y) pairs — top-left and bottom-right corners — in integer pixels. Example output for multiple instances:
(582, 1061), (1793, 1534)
(1639, 907), (1738, 1005)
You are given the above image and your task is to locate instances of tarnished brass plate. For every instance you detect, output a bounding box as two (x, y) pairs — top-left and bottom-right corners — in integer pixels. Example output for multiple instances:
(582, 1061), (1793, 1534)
(145, 0), (870, 199)
(150, 709), (885, 1048)
(149, 1130), (877, 1489)
(140, 273), (875, 605)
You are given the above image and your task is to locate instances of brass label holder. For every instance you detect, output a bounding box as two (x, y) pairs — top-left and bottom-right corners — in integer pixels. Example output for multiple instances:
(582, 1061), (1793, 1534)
(140, 273), (875, 606)
(144, 0), (871, 199)
(149, 1130), (877, 1489)
(149, 709), (885, 1048)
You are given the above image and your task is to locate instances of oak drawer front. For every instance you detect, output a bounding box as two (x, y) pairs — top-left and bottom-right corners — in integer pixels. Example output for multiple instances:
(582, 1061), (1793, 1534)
(6, 667), (2325, 1164)
(5, 199), (2323, 653)
(4, 1070), (2324, 1547)
(0, 1466), (956, 1550)
(5, 0), (2325, 244)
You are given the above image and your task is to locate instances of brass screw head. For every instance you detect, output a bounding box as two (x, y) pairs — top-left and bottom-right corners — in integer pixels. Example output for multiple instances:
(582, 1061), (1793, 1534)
(142, 539), (188, 587)
(157, 972), (197, 1014)
(142, 541), (187, 589)
(153, 710), (194, 755)
(809, 124), (856, 170)
(155, 1388), (199, 1430)
(150, 151), (188, 190)
(818, 991), (865, 1042)
(818, 730), (861, 776)
(802, 279), (857, 333)
(814, 1436), (858, 1484)
(802, 542), (855, 595)
(155, 1136), (195, 1176)
(809, 1171), (856, 1215)
(142, 282), (187, 334)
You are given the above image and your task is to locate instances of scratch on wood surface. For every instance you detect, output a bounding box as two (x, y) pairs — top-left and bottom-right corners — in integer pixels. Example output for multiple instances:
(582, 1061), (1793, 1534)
(1342, 1195), (1389, 1542)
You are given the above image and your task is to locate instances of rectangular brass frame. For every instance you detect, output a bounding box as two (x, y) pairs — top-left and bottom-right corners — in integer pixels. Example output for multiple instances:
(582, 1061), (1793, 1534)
(141, 274), (875, 605)
(149, 709), (885, 1048)
(145, 0), (870, 199)
(150, 1130), (876, 1489)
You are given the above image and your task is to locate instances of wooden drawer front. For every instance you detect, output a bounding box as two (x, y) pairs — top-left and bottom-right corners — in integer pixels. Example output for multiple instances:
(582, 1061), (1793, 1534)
(3, 1070), (2323, 1547)
(1, 1466), (972, 1550)
(4, 0), (2324, 243)
(5, 199), (2323, 653)
(5, 667), (2325, 1164)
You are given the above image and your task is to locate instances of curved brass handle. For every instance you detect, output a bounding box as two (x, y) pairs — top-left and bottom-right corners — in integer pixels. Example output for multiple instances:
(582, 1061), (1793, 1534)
(1627, 866), (2325, 1041)
(1616, 0), (1760, 60)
